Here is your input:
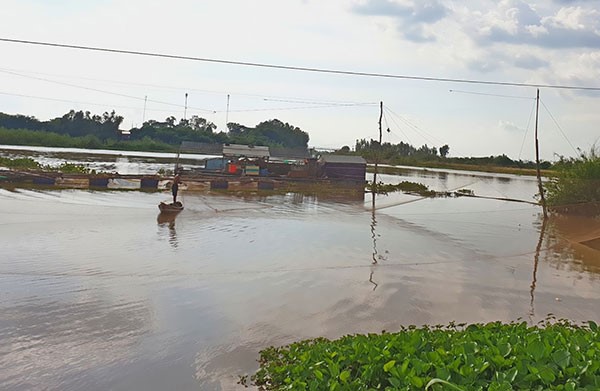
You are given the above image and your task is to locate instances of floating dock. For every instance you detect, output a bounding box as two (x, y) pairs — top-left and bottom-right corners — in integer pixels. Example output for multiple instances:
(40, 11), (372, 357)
(0, 170), (366, 199)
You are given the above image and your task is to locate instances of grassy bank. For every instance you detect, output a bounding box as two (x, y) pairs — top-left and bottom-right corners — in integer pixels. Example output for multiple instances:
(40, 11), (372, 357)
(245, 320), (600, 390)
(0, 127), (176, 153)
(369, 161), (552, 177)
(545, 150), (600, 211)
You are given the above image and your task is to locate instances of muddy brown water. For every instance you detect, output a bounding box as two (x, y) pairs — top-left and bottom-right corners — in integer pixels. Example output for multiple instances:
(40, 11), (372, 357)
(1, 149), (599, 390)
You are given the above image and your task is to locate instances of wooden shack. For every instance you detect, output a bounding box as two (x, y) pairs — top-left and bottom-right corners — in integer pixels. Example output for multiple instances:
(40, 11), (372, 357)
(318, 155), (367, 181)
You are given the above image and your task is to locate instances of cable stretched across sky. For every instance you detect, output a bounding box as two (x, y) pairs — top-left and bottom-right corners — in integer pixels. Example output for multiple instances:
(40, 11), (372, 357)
(2, 37), (600, 92)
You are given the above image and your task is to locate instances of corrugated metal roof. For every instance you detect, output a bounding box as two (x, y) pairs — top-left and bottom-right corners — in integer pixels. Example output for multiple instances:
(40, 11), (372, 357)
(179, 141), (223, 154)
(319, 155), (366, 164)
(269, 147), (311, 159)
(223, 144), (270, 158)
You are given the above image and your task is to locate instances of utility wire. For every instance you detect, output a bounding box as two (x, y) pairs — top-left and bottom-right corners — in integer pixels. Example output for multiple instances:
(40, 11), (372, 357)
(0, 69), (217, 113)
(540, 99), (579, 155)
(0, 90), (188, 114)
(381, 108), (413, 144)
(0, 66), (377, 105)
(449, 89), (536, 100)
(384, 107), (443, 146)
(381, 110), (412, 144)
(518, 100), (537, 160)
(0, 67), (377, 112)
(262, 98), (377, 106)
(3, 38), (600, 91)
(221, 102), (375, 113)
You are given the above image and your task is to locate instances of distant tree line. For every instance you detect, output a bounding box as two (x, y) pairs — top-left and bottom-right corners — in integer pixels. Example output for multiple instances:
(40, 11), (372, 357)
(337, 138), (550, 169)
(0, 110), (310, 150)
(353, 139), (449, 160)
(1, 110), (552, 170)
(0, 110), (124, 140)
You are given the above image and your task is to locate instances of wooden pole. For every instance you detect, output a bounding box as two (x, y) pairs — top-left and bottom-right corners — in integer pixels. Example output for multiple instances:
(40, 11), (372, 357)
(534, 89), (548, 219)
(184, 93), (188, 120)
(142, 95), (147, 124)
(372, 101), (383, 209)
(226, 94), (230, 130)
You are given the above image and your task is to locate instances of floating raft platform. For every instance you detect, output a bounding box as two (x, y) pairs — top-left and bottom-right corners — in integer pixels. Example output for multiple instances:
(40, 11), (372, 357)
(0, 170), (366, 199)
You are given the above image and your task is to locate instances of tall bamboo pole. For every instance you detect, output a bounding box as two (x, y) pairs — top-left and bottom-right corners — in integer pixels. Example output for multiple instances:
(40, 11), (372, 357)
(534, 89), (548, 219)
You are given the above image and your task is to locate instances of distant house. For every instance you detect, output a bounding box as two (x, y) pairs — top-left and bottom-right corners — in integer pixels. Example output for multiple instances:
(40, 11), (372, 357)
(120, 129), (131, 140)
(204, 157), (228, 171)
(318, 155), (367, 182)
(222, 144), (270, 159)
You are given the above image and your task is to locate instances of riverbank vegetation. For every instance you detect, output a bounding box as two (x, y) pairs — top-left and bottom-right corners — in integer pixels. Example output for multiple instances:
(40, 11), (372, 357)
(243, 319), (600, 390)
(0, 110), (565, 177)
(0, 127), (176, 152)
(0, 156), (93, 173)
(366, 180), (475, 198)
(350, 139), (552, 175)
(544, 148), (600, 211)
(0, 110), (309, 151)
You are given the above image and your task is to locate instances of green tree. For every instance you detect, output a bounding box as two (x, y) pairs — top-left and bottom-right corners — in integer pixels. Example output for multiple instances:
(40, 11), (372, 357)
(45, 110), (123, 140)
(439, 144), (450, 158)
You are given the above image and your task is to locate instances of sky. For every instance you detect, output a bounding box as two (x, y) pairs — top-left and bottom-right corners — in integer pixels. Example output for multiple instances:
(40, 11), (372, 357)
(0, 0), (599, 160)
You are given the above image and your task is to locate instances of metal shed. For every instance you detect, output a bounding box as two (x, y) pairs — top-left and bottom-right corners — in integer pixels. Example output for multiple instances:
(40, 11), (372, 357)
(318, 155), (367, 181)
(222, 144), (270, 159)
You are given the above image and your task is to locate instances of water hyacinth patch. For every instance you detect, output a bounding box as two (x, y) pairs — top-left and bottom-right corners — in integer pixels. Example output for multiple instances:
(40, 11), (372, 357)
(243, 319), (600, 390)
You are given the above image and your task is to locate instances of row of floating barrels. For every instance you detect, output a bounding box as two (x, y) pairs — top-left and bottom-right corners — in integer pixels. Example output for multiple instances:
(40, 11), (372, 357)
(28, 175), (276, 191)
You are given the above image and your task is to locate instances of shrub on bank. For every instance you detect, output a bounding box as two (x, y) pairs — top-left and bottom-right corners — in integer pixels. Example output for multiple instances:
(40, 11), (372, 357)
(244, 319), (600, 390)
(545, 149), (600, 209)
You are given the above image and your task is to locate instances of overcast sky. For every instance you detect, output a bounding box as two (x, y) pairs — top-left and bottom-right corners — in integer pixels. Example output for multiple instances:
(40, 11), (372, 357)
(1, 0), (599, 160)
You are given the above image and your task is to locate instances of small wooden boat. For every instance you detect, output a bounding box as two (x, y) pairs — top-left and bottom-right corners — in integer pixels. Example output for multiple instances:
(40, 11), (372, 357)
(158, 201), (184, 212)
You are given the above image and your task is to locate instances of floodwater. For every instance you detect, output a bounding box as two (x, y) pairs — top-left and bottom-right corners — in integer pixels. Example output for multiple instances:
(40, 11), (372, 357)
(1, 145), (217, 174)
(1, 147), (599, 390)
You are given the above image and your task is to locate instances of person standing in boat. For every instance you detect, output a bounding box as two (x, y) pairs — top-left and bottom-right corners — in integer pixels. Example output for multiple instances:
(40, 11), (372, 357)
(171, 172), (182, 204)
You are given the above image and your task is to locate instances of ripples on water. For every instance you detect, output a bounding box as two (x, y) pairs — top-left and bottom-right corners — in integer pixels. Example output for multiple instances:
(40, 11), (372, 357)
(1, 170), (599, 390)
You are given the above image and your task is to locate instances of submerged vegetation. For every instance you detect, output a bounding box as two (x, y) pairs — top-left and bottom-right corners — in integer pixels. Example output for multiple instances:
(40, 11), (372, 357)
(243, 319), (600, 390)
(367, 180), (435, 196)
(0, 156), (40, 169)
(367, 180), (475, 199)
(0, 156), (93, 174)
(544, 148), (600, 211)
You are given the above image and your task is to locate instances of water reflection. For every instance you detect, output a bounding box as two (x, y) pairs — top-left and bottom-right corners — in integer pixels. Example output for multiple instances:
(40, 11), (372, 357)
(529, 217), (548, 319)
(370, 202), (378, 265)
(369, 200), (379, 290)
(369, 194), (388, 290)
(544, 214), (600, 276)
(0, 289), (151, 390)
(157, 212), (179, 248)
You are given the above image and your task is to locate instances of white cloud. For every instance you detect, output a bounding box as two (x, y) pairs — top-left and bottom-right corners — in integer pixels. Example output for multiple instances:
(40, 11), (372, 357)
(543, 6), (600, 30)
(499, 120), (525, 133)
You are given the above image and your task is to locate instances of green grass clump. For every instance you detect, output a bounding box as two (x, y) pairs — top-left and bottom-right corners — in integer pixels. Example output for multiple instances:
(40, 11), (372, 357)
(51, 162), (95, 174)
(367, 181), (435, 196)
(545, 149), (600, 208)
(0, 156), (41, 169)
(245, 319), (600, 390)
